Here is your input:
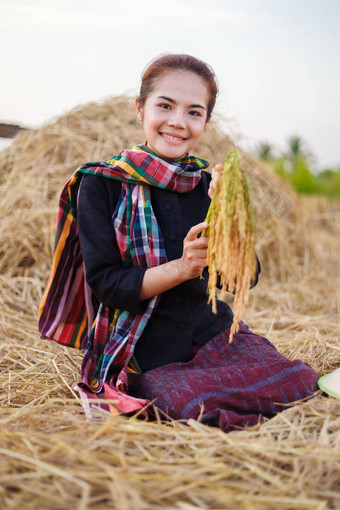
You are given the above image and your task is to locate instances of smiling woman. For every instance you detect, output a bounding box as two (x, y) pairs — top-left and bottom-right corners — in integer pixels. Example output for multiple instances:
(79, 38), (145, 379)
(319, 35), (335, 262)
(135, 70), (209, 160)
(38, 53), (319, 432)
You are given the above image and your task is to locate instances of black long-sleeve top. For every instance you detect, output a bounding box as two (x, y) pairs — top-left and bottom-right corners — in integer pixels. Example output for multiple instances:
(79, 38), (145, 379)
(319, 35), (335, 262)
(77, 171), (260, 371)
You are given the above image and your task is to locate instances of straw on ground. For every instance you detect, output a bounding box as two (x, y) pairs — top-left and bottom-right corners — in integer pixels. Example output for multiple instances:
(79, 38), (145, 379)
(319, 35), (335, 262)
(0, 96), (339, 510)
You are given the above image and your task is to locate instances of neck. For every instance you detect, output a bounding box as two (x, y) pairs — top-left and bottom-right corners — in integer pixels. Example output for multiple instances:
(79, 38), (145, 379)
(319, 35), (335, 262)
(139, 143), (190, 163)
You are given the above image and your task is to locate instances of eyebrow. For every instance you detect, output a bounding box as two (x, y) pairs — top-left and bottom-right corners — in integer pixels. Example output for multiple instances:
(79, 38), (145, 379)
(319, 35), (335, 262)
(156, 95), (206, 110)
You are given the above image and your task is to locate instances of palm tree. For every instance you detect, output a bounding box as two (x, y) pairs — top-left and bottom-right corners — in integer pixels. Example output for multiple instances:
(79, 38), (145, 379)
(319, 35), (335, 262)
(286, 135), (312, 167)
(257, 141), (274, 162)
(285, 135), (317, 193)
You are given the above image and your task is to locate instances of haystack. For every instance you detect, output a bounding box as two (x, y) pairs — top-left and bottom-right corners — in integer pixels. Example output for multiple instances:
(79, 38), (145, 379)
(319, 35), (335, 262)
(0, 96), (339, 510)
(0, 96), (318, 283)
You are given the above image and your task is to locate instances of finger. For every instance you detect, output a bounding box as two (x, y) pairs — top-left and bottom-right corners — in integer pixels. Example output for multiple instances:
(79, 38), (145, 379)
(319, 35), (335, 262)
(194, 238), (209, 249)
(186, 222), (209, 241)
(185, 243), (209, 262)
(212, 163), (223, 177)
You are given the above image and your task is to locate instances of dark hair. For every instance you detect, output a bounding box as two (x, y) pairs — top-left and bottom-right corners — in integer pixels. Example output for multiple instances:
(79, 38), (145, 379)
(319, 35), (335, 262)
(137, 53), (218, 122)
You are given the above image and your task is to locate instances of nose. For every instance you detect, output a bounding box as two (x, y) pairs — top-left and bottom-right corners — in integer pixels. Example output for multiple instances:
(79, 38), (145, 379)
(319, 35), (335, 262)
(168, 108), (186, 129)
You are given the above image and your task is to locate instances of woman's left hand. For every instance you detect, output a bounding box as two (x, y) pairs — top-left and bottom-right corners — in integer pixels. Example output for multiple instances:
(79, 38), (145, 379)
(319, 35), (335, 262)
(208, 163), (223, 199)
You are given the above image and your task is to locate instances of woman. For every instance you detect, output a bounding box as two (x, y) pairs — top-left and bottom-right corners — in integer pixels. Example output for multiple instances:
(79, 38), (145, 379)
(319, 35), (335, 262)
(39, 54), (319, 431)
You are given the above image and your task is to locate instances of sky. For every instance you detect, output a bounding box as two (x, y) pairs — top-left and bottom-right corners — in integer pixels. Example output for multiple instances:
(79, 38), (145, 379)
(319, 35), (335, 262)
(1, 0), (340, 169)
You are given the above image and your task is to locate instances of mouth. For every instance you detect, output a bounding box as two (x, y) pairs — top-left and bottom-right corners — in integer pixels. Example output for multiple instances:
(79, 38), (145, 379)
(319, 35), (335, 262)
(160, 132), (187, 142)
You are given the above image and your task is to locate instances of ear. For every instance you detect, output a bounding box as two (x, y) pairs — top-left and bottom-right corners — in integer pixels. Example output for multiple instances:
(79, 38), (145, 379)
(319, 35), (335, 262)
(135, 98), (143, 122)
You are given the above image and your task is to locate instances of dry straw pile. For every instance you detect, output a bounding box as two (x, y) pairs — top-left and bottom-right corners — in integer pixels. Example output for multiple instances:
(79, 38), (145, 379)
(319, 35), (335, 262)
(0, 96), (339, 509)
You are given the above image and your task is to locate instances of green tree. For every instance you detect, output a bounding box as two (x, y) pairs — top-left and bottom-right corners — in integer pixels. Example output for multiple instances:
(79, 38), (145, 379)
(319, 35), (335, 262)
(257, 141), (274, 162)
(316, 168), (340, 198)
(286, 135), (313, 168)
(290, 154), (318, 194)
(255, 135), (340, 198)
(272, 156), (288, 179)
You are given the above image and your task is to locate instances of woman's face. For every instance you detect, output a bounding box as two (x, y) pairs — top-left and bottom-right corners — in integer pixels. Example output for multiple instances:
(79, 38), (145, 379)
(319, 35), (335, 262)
(136, 70), (209, 160)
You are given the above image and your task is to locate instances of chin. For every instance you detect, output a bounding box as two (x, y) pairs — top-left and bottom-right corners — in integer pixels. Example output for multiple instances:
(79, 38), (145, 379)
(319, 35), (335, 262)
(147, 139), (191, 160)
(159, 145), (189, 160)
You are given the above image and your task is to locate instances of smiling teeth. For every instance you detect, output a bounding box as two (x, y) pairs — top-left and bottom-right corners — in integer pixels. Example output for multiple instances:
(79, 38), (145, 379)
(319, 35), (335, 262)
(162, 134), (184, 141)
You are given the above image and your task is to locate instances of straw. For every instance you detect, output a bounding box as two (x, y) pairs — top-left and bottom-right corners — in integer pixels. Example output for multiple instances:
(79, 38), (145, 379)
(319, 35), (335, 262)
(0, 95), (339, 510)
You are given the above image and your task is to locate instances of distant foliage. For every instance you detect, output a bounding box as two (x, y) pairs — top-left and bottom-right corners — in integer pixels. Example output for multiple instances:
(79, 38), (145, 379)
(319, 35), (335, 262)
(256, 136), (340, 199)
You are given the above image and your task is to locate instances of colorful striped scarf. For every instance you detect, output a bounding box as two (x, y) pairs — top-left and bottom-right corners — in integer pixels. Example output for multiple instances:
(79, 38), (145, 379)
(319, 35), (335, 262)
(38, 144), (208, 415)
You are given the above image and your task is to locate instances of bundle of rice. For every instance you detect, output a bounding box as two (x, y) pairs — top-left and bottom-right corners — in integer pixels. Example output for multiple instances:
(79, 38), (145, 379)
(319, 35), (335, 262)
(204, 149), (256, 341)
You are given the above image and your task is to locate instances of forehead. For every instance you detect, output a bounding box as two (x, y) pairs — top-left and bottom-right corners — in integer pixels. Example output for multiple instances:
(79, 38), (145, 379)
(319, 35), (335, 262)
(149, 70), (209, 106)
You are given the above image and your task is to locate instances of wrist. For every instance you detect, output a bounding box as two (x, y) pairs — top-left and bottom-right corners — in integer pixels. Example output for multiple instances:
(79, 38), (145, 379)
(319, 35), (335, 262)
(164, 259), (188, 282)
(174, 258), (200, 281)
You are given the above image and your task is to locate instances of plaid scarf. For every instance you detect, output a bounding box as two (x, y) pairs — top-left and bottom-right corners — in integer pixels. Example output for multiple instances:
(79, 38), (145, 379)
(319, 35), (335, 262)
(38, 144), (208, 413)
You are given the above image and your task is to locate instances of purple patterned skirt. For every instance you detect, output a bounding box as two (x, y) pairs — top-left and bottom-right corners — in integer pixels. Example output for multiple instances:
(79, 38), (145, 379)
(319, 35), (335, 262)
(129, 323), (319, 432)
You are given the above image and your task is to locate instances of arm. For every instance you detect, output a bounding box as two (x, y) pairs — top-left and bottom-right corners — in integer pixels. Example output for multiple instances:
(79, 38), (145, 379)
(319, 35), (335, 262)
(139, 222), (209, 300)
(78, 175), (211, 308)
(139, 165), (260, 301)
(77, 175), (148, 314)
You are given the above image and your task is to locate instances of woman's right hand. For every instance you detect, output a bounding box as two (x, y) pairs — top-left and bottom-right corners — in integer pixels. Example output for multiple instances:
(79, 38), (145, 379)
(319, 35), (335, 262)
(139, 222), (210, 301)
(179, 222), (209, 279)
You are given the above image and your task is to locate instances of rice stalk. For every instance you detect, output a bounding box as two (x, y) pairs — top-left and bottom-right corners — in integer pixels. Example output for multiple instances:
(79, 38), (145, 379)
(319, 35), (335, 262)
(204, 149), (256, 341)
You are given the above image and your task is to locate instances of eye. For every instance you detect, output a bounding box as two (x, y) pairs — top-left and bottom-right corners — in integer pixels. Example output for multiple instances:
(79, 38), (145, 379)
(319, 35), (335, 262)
(189, 110), (202, 117)
(158, 103), (171, 110)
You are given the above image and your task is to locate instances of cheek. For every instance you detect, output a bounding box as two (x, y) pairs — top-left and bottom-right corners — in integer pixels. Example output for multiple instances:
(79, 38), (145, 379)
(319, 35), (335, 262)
(192, 120), (206, 139)
(143, 110), (163, 131)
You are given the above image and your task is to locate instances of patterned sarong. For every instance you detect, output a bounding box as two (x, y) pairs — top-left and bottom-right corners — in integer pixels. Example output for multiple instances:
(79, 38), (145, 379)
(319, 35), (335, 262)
(38, 145), (208, 415)
(129, 322), (319, 431)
